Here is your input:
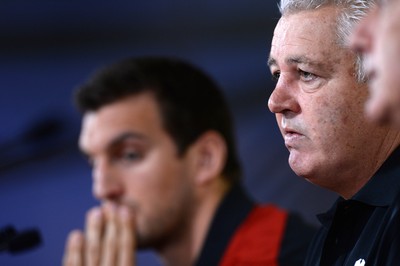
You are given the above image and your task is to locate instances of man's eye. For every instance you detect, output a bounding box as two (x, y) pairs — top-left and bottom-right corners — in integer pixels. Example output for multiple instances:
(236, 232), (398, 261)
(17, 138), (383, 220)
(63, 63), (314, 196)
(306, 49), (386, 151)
(271, 71), (280, 81)
(299, 70), (317, 81)
(122, 151), (140, 161)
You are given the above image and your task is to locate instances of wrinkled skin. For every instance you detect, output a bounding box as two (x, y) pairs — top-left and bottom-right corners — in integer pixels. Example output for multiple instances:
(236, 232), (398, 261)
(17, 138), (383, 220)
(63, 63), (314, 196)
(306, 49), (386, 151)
(268, 6), (398, 199)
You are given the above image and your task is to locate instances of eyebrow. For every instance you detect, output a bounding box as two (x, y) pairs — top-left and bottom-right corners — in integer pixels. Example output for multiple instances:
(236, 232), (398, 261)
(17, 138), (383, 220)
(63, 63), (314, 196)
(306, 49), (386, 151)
(286, 55), (313, 65)
(80, 131), (146, 156)
(268, 55), (324, 69)
(108, 132), (145, 148)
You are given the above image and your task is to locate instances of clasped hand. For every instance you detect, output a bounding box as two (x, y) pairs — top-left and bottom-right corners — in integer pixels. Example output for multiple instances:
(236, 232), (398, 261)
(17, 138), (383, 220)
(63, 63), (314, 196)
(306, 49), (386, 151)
(63, 203), (136, 266)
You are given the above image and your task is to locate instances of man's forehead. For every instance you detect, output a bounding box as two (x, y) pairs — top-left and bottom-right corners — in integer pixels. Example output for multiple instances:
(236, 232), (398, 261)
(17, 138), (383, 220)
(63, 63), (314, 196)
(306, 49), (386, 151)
(271, 10), (342, 57)
(79, 118), (146, 155)
(78, 112), (119, 151)
(271, 16), (336, 49)
(78, 113), (98, 152)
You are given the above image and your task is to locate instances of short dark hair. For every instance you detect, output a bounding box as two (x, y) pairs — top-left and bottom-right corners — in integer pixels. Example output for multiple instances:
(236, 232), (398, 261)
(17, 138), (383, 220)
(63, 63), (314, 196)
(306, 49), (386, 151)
(74, 56), (242, 183)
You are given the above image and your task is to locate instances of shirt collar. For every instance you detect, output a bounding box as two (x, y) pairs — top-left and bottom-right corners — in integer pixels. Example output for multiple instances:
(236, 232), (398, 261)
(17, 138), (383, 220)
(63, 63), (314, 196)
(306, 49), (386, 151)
(195, 184), (254, 266)
(318, 147), (400, 227)
(352, 147), (400, 206)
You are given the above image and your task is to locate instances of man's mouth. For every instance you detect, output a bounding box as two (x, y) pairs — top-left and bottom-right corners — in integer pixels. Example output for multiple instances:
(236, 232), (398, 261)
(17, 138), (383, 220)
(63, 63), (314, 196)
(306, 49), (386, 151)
(283, 128), (305, 147)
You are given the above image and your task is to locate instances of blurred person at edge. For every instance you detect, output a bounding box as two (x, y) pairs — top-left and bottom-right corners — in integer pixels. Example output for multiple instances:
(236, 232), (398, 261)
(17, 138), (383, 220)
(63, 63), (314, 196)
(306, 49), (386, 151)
(62, 56), (316, 266)
(268, 0), (400, 265)
(351, 0), (400, 127)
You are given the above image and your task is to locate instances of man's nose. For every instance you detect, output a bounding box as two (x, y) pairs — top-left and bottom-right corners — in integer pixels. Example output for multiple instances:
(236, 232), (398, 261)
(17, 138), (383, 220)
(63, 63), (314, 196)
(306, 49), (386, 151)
(92, 160), (123, 201)
(268, 76), (300, 114)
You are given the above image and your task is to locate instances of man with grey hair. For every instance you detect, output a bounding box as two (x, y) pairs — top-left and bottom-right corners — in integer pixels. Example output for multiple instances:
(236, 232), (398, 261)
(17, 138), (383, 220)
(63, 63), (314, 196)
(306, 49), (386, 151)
(268, 0), (400, 265)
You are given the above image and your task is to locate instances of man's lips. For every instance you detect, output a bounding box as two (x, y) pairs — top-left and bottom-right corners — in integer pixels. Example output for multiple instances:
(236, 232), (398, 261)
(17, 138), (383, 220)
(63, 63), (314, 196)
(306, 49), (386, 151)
(280, 117), (306, 146)
(282, 127), (302, 135)
(282, 128), (305, 146)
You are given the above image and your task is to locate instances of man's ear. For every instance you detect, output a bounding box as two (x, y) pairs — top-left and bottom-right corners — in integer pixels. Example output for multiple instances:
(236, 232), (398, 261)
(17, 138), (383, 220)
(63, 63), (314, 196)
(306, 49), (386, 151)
(191, 131), (227, 185)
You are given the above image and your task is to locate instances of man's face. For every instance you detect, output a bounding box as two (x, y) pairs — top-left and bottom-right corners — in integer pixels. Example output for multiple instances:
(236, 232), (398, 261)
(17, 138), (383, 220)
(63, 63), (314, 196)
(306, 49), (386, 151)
(268, 6), (390, 198)
(79, 93), (196, 249)
(351, 1), (400, 127)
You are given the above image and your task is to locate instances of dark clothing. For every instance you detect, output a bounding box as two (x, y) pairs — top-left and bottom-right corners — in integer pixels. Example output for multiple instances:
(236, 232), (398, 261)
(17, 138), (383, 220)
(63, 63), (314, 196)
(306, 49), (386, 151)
(196, 185), (316, 266)
(305, 147), (400, 266)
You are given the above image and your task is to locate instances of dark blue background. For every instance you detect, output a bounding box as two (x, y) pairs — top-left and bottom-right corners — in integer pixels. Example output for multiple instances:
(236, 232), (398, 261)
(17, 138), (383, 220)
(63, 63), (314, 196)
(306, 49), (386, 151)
(0, 1), (336, 265)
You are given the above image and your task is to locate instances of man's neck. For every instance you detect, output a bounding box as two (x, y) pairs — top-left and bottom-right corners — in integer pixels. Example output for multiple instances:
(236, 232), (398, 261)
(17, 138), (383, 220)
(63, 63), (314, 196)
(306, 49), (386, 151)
(158, 180), (230, 266)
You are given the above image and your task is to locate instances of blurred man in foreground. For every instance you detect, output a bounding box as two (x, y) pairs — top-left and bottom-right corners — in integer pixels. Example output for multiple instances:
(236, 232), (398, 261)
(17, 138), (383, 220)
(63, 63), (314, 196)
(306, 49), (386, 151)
(63, 56), (316, 265)
(351, 0), (400, 127)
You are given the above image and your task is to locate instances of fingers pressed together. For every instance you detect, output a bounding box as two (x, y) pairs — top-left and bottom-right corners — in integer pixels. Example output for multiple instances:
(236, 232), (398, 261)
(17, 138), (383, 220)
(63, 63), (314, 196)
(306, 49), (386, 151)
(63, 204), (135, 266)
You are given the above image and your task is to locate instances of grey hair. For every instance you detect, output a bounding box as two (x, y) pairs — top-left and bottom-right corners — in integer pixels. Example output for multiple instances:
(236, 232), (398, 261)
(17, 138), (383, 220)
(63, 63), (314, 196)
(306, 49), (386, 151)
(279, 0), (375, 82)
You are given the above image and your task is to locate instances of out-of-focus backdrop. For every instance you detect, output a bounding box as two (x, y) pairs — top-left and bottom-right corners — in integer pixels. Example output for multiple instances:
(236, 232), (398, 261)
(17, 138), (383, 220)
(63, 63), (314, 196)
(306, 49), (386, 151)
(0, 1), (336, 265)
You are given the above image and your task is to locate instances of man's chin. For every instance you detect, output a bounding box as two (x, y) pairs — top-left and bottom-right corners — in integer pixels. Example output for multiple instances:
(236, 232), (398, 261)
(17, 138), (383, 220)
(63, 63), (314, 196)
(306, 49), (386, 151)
(289, 152), (308, 174)
(288, 155), (319, 183)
